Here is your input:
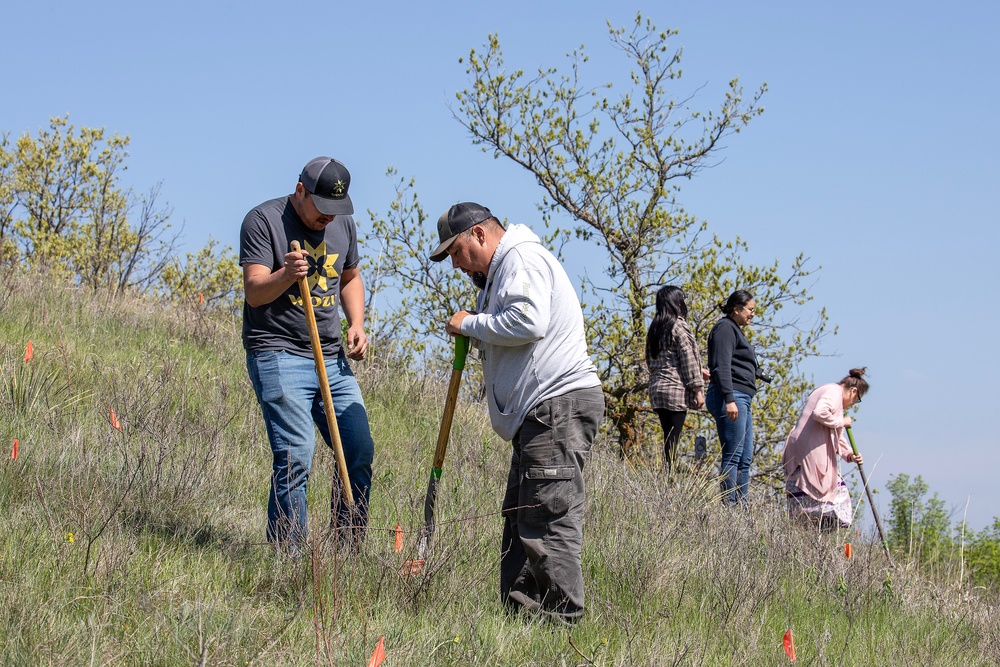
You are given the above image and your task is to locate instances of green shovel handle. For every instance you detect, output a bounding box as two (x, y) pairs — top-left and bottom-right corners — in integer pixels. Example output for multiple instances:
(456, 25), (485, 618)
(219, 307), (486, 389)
(846, 425), (859, 455)
(453, 335), (469, 371)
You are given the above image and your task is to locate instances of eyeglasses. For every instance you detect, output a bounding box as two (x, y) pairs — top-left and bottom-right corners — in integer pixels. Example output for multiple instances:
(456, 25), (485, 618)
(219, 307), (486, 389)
(742, 306), (755, 314)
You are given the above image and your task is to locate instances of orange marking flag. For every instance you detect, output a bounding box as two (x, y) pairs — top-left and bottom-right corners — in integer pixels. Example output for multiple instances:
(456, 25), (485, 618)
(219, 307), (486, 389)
(10, 439), (18, 460)
(783, 629), (797, 662)
(394, 525), (404, 553)
(845, 543), (852, 559)
(198, 292), (204, 304)
(24, 341), (33, 363)
(110, 408), (122, 431)
(401, 559), (425, 575)
(366, 636), (386, 667)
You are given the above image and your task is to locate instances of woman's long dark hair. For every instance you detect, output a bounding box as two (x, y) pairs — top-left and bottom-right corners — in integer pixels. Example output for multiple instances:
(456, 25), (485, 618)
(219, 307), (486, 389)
(646, 285), (688, 361)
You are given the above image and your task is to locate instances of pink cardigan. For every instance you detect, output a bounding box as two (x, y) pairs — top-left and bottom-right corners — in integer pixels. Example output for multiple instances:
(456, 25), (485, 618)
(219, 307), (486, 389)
(782, 383), (854, 502)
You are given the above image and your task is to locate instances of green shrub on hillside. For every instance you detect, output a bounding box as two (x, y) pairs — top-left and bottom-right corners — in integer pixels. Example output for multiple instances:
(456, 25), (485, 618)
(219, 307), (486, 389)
(967, 520), (1000, 592)
(0, 117), (241, 312)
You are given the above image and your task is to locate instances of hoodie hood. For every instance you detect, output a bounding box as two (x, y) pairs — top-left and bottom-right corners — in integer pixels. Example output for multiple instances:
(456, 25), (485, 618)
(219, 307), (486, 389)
(486, 224), (542, 284)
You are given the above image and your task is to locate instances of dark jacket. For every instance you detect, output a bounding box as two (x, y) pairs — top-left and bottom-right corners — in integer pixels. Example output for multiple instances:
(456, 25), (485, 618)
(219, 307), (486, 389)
(707, 316), (758, 403)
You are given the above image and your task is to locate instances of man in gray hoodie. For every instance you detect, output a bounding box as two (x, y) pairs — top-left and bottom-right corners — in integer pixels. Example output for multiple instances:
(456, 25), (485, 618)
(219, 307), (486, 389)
(430, 202), (605, 624)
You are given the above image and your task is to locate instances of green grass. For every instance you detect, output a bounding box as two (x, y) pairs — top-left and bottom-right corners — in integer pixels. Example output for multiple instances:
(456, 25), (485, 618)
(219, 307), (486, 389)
(1, 273), (998, 665)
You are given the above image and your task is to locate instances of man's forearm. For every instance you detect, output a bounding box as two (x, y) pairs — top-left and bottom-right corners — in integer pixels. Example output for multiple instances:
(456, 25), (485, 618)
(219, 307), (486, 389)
(340, 275), (366, 328)
(244, 265), (298, 308)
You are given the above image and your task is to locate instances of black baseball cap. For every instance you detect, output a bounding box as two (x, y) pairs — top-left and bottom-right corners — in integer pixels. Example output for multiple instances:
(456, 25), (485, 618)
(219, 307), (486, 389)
(430, 202), (494, 262)
(299, 157), (353, 216)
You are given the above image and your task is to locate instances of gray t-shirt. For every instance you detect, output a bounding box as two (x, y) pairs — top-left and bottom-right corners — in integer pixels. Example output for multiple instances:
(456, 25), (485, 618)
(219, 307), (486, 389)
(239, 196), (359, 358)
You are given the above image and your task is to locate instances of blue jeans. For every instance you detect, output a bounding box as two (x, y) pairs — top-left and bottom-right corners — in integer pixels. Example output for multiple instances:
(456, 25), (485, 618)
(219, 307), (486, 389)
(705, 384), (754, 505)
(246, 349), (374, 545)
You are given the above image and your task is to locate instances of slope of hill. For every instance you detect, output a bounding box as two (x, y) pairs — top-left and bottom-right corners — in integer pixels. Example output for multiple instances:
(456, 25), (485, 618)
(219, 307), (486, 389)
(1, 277), (997, 665)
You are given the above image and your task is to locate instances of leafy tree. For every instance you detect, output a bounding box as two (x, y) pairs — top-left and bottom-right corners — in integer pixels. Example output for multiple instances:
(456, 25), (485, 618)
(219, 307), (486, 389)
(370, 15), (830, 476)
(0, 133), (17, 263)
(3, 116), (179, 293)
(885, 473), (1000, 592)
(363, 168), (480, 368)
(966, 519), (1000, 591)
(886, 473), (955, 566)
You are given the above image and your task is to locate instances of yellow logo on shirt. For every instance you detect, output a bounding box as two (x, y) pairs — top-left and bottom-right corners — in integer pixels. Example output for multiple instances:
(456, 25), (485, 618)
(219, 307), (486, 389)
(304, 240), (339, 292)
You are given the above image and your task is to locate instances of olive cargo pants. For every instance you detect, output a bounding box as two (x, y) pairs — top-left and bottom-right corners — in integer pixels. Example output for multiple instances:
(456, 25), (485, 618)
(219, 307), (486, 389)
(500, 386), (605, 622)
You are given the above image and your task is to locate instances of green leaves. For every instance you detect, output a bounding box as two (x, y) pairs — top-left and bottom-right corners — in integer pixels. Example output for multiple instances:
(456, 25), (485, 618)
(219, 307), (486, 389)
(362, 168), (479, 369)
(158, 237), (242, 315)
(883, 474), (1000, 591)
(2, 116), (179, 294)
(965, 518), (1000, 590)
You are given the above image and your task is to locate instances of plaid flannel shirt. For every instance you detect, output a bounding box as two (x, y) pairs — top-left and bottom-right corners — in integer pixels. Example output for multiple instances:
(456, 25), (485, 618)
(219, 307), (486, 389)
(647, 318), (704, 411)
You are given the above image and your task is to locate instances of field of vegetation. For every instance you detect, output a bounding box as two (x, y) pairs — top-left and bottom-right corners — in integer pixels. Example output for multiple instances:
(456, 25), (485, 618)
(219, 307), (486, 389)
(2, 276), (998, 665)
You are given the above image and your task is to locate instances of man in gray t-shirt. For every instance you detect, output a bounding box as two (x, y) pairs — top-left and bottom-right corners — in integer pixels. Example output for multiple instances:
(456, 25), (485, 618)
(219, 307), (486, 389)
(240, 156), (374, 549)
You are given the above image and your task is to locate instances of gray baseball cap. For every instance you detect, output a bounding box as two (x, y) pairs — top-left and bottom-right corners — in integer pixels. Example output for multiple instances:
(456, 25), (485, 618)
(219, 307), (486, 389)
(430, 202), (494, 262)
(299, 157), (353, 216)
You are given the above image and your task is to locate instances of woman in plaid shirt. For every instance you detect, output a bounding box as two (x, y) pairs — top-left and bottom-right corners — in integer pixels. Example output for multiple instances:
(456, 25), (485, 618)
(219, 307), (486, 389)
(646, 286), (705, 474)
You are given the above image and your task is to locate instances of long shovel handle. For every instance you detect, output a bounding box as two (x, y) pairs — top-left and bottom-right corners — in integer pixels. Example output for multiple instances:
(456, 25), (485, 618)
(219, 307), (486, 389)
(419, 335), (469, 557)
(291, 241), (354, 507)
(432, 336), (469, 472)
(846, 426), (889, 560)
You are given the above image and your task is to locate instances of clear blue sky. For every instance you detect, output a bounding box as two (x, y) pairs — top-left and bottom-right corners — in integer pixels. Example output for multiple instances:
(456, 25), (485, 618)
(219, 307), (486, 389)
(4, 1), (998, 529)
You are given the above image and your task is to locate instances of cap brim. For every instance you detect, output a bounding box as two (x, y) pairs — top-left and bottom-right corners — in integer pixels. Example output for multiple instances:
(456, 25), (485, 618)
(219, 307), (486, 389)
(312, 193), (353, 216)
(430, 234), (458, 262)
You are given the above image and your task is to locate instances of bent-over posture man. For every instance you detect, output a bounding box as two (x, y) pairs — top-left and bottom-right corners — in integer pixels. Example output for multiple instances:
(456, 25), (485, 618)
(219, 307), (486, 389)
(240, 156), (375, 549)
(431, 202), (604, 624)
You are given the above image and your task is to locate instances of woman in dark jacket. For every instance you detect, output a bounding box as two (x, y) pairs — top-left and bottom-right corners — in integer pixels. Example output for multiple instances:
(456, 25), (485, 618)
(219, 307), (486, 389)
(706, 289), (759, 505)
(646, 286), (705, 475)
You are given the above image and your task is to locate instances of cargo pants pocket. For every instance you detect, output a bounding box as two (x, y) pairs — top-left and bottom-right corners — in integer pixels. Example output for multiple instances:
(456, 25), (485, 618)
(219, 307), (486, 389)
(522, 466), (577, 522)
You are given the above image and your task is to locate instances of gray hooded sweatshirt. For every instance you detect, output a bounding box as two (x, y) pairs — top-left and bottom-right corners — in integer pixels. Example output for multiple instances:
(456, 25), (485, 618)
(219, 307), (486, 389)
(459, 224), (601, 440)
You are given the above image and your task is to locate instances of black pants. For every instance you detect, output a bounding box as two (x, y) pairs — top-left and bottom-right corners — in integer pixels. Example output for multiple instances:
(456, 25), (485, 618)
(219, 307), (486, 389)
(654, 408), (686, 471)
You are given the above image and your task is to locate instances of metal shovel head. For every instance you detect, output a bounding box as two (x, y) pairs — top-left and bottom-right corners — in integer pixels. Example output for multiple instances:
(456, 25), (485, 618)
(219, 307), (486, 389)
(417, 470), (441, 559)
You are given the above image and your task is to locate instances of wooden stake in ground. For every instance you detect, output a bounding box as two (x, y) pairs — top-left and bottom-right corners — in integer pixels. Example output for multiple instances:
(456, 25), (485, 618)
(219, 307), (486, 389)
(290, 240), (354, 508)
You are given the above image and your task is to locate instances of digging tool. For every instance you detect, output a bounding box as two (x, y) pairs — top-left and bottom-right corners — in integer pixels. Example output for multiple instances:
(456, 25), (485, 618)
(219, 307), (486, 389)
(290, 241), (354, 508)
(417, 335), (469, 559)
(845, 426), (890, 561)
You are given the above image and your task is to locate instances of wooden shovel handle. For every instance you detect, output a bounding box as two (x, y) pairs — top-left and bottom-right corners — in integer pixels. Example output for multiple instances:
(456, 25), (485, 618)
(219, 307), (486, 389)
(291, 240), (354, 506)
(431, 336), (469, 471)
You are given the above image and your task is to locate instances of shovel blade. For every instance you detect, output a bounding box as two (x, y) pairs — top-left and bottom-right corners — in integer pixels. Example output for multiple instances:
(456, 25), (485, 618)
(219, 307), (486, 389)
(418, 470), (441, 559)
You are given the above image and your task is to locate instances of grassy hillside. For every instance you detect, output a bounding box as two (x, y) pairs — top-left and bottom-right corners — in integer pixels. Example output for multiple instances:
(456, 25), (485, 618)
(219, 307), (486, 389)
(1, 276), (998, 666)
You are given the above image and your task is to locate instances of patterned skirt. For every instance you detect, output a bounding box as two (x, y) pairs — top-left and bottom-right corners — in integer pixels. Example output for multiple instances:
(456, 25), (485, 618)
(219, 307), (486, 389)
(786, 476), (853, 528)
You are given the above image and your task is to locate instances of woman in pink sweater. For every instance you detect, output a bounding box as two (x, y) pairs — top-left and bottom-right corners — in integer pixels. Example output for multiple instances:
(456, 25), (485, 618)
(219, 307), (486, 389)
(782, 368), (868, 529)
